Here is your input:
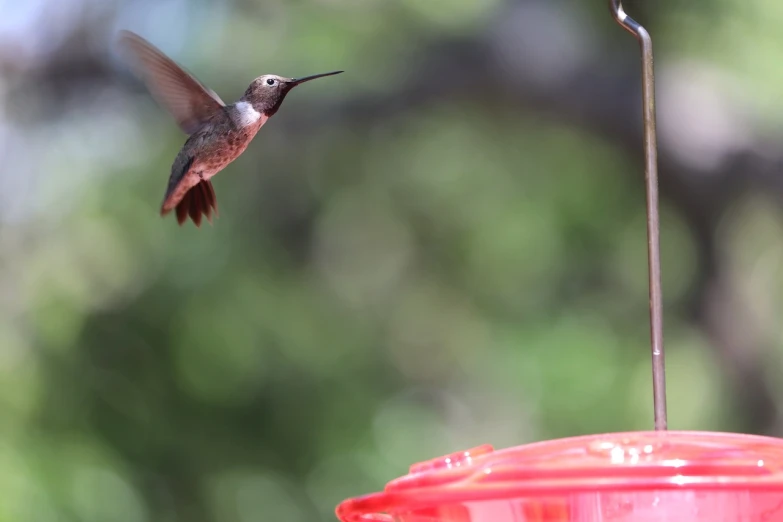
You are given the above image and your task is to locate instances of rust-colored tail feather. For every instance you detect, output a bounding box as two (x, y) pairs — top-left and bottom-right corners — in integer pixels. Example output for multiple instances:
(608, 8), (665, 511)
(163, 180), (219, 227)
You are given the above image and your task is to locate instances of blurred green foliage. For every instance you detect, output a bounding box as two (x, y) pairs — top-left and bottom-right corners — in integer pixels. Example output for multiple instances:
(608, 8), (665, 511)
(3, 0), (783, 520)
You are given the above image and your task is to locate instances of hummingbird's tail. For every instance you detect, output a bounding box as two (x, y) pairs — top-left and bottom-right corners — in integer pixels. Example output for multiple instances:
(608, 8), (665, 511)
(164, 180), (219, 227)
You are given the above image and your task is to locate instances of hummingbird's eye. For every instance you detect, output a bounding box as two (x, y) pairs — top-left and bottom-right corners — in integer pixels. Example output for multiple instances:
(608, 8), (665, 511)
(266, 78), (276, 86)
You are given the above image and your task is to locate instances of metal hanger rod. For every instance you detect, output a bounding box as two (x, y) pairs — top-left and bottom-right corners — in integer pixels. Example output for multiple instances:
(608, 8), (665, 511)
(609, 0), (667, 431)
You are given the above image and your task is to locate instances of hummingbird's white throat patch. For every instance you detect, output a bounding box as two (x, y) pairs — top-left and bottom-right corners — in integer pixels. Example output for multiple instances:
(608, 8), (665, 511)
(234, 101), (265, 127)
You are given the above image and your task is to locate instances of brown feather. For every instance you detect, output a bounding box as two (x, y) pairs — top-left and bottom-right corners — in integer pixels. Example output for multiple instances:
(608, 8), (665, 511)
(189, 188), (202, 227)
(169, 180), (219, 227)
(205, 179), (219, 216)
(175, 193), (189, 225)
(198, 181), (212, 222)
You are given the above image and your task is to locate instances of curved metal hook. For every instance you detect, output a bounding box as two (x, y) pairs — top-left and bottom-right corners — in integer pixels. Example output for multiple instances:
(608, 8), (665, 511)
(610, 0), (650, 43)
(609, 0), (667, 431)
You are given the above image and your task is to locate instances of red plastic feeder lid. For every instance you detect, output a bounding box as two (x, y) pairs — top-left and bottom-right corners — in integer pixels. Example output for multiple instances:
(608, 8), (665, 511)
(336, 430), (783, 521)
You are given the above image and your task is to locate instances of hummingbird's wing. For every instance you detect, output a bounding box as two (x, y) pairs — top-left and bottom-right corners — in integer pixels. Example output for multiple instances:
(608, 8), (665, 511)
(117, 30), (225, 135)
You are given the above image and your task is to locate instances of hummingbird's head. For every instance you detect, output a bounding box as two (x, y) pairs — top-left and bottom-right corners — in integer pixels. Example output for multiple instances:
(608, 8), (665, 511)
(242, 71), (343, 116)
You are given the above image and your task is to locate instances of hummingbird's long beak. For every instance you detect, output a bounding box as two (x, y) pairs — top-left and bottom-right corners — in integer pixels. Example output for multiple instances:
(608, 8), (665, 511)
(289, 71), (343, 86)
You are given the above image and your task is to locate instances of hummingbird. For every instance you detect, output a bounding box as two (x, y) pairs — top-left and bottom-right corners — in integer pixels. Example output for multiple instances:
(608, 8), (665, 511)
(117, 30), (342, 226)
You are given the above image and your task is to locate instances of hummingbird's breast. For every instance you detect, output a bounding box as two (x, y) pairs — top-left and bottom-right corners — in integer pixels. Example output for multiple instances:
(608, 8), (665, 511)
(187, 103), (269, 179)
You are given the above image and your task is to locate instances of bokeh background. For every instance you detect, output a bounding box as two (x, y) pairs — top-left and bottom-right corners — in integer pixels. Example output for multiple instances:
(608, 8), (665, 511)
(3, 0), (783, 520)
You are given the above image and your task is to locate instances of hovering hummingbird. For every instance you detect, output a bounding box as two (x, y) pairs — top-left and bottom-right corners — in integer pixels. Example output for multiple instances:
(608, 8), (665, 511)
(117, 30), (342, 226)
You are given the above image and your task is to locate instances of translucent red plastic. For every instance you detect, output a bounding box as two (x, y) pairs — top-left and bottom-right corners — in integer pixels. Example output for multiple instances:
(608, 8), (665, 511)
(336, 431), (783, 521)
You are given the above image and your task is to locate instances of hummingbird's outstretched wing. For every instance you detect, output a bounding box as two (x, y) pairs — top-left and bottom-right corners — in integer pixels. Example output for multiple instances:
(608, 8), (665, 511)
(117, 30), (225, 135)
